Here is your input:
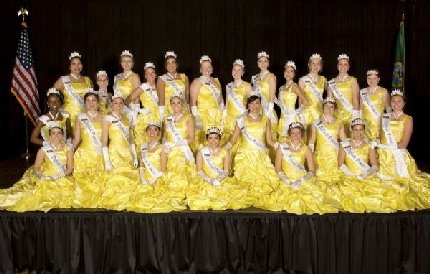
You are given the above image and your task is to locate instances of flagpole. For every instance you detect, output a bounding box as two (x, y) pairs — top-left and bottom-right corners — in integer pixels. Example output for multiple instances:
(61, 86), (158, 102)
(402, 13), (405, 93)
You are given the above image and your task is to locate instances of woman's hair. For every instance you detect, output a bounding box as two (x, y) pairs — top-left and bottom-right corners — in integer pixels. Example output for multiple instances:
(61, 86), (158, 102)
(287, 122), (305, 136)
(47, 90), (64, 105)
(84, 92), (100, 102)
(165, 56), (179, 70)
(246, 95), (261, 109)
(49, 126), (64, 135)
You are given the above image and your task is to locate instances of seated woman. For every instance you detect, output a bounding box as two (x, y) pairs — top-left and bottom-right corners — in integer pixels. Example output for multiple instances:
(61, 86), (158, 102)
(376, 90), (430, 209)
(1, 123), (74, 212)
(225, 94), (280, 208)
(187, 127), (247, 210)
(264, 122), (339, 214)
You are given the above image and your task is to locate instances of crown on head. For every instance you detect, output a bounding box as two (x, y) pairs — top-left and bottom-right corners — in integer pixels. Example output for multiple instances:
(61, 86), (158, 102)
(121, 50), (133, 58)
(165, 51), (177, 59)
(96, 70), (108, 78)
(248, 90), (261, 98)
(48, 121), (64, 130)
(257, 51), (269, 59)
(69, 51), (81, 60)
(144, 62), (156, 70)
(323, 97), (336, 105)
(146, 120), (161, 129)
(337, 53), (350, 61)
(206, 126), (221, 135)
(288, 121), (304, 130)
(310, 53), (322, 60)
(350, 118), (365, 128)
(46, 88), (60, 96)
(111, 94), (124, 101)
(366, 69), (379, 76)
(391, 89), (404, 97)
(199, 55), (212, 64)
(285, 60), (296, 70)
(84, 88), (98, 95)
(171, 89), (184, 100)
(233, 59), (244, 68)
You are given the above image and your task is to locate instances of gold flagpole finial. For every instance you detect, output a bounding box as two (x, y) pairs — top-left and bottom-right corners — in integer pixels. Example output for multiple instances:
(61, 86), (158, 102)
(18, 8), (29, 27)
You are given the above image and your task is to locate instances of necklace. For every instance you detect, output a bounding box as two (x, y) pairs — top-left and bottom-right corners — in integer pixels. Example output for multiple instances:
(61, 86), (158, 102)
(308, 73), (319, 83)
(112, 113), (122, 121)
(392, 111), (403, 120)
(51, 142), (62, 151)
(200, 76), (211, 84)
(369, 86), (379, 94)
(48, 111), (59, 120)
(148, 142), (158, 151)
(70, 73), (81, 81)
(174, 113), (184, 122)
(338, 74), (348, 82)
(259, 70), (269, 80)
(122, 71), (132, 79)
(249, 113), (260, 120)
(167, 72), (177, 80)
(289, 141), (301, 151)
(233, 80), (243, 88)
(284, 80), (293, 90)
(352, 139), (363, 147)
(209, 147), (219, 155)
(87, 111), (98, 120)
(322, 115), (334, 124)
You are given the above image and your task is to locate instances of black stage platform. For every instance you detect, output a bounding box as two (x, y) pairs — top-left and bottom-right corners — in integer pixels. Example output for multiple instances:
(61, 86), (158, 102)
(1, 209), (430, 274)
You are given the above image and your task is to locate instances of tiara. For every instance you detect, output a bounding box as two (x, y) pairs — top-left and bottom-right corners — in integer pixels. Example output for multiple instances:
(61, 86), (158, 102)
(366, 69), (379, 76)
(84, 88), (97, 95)
(111, 94), (124, 101)
(121, 50), (133, 58)
(206, 126), (221, 135)
(165, 51), (177, 59)
(309, 53), (322, 60)
(146, 120), (161, 128)
(171, 89), (184, 100)
(285, 60), (296, 70)
(69, 51), (81, 60)
(144, 62), (156, 70)
(350, 118), (365, 128)
(337, 53), (349, 61)
(199, 55), (212, 64)
(257, 51), (269, 59)
(46, 88), (60, 96)
(248, 90), (261, 98)
(288, 121), (304, 130)
(96, 70), (108, 78)
(323, 97), (336, 104)
(233, 59), (244, 68)
(391, 89), (404, 97)
(48, 121), (64, 130)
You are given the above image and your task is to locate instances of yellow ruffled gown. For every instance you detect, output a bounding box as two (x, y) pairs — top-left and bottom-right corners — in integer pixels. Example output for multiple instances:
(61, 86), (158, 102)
(360, 87), (387, 140)
(114, 72), (139, 99)
(232, 116), (279, 208)
(195, 78), (224, 147)
(62, 76), (92, 129)
(377, 115), (430, 209)
(161, 73), (188, 117)
(72, 115), (105, 208)
(277, 83), (301, 143)
(338, 141), (417, 213)
(300, 75), (326, 131)
(2, 145), (75, 212)
(263, 144), (340, 214)
(101, 115), (140, 211)
(330, 77), (355, 130)
(163, 113), (197, 210)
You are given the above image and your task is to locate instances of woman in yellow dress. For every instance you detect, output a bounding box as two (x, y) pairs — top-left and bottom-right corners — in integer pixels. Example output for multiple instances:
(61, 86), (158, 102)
(101, 96), (140, 210)
(376, 90), (430, 208)
(265, 122), (339, 214)
(223, 59), (252, 146)
(225, 94), (280, 208)
(72, 91), (105, 208)
(359, 69), (390, 140)
(162, 92), (196, 210)
(157, 51), (190, 118)
(1, 123), (75, 212)
(251, 51), (278, 140)
(95, 70), (111, 115)
(190, 55), (224, 147)
(30, 88), (72, 146)
(53, 51), (93, 128)
(113, 50), (141, 100)
(277, 61), (308, 143)
(299, 53), (327, 136)
(327, 53), (360, 131)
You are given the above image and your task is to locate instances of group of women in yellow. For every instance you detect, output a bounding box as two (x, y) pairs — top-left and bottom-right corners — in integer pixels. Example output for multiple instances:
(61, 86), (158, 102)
(1, 50), (429, 214)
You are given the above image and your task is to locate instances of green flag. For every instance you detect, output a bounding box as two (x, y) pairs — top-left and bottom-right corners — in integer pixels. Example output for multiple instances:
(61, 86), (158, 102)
(392, 20), (405, 91)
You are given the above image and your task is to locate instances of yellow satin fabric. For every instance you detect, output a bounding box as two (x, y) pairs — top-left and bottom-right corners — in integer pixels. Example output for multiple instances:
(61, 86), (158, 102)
(63, 76), (92, 127)
(223, 82), (250, 144)
(332, 77), (355, 127)
(301, 75), (326, 125)
(277, 83), (300, 142)
(116, 72), (139, 99)
(362, 87), (387, 140)
(163, 73), (187, 117)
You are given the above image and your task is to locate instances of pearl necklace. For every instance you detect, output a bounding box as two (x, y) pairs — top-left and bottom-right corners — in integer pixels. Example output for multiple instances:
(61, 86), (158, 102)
(87, 111), (98, 120)
(70, 73), (81, 81)
(338, 74), (349, 82)
(174, 113), (184, 122)
(167, 72), (178, 80)
(259, 70), (269, 80)
(284, 80), (293, 90)
(112, 113), (122, 121)
(352, 139), (363, 147)
(209, 147), (219, 155)
(48, 111), (59, 120)
(369, 86), (379, 94)
(248, 113), (260, 120)
(148, 142), (158, 151)
(200, 76), (211, 84)
(289, 141), (301, 151)
(308, 73), (319, 83)
(122, 71), (132, 79)
(322, 115), (334, 124)
(392, 111), (403, 120)
(51, 142), (63, 151)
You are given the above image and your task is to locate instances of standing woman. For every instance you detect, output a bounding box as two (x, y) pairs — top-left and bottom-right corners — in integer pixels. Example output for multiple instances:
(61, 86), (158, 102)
(225, 94), (280, 208)
(72, 90), (105, 208)
(299, 53), (327, 135)
(190, 55), (224, 147)
(223, 59), (252, 145)
(327, 54), (360, 131)
(30, 88), (72, 146)
(157, 51), (190, 118)
(277, 61), (308, 143)
(53, 51), (93, 128)
(359, 69), (390, 140)
(113, 50), (141, 100)
(95, 70), (111, 115)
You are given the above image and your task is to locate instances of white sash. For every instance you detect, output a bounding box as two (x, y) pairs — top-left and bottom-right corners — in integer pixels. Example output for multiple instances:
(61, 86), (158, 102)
(380, 115), (409, 177)
(303, 76), (323, 104)
(226, 82), (247, 115)
(314, 119), (339, 150)
(141, 83), (159, 104)
(341, 140), (371, 173)
(201, 147), (225, 177)
(276, 94), (296, 135)
(360, 88), (380, 121)
(78, 113), (102, 153)
(237, 117), (268, 153)
(201, 78), (222, 109)
(106, 115), (130, 145)
(280, 144), (306, 172)
(166, 116), (195, 162)
(62, 76), (84, 108)
(141, 144), (163, 183)
(113, 74), (124, 98)
(160, 74), (184, 97)
(328, 79), (353, 114)
(43, 144), (66, 174)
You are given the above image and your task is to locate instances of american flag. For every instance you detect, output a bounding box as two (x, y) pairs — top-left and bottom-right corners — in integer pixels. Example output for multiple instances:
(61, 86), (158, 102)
(11, 25), (40, 126)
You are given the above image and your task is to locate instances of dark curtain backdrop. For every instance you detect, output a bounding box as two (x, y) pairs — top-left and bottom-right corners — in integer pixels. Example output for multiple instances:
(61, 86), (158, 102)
(0, 0), (429, 161)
